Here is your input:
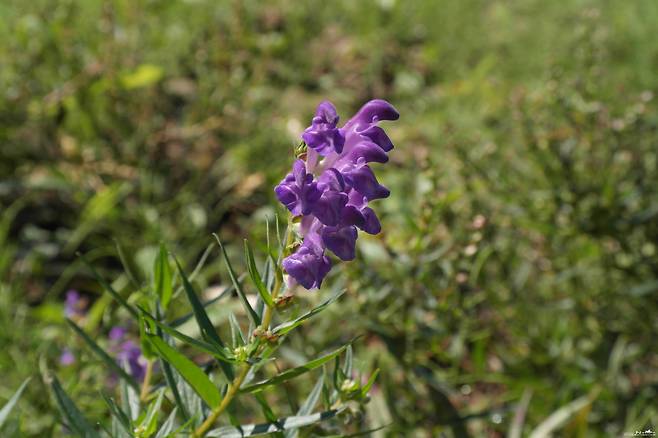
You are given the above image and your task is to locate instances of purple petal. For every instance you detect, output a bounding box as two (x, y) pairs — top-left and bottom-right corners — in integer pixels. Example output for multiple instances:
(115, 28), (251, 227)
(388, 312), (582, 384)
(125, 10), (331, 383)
(275, 160), (322, 216)
(313, 190), (348, 226)
(346, 140), (389, 163)
(359, 207), (382, 234)
(60, 349), (75, 366)
(322, 225), (358, 261)
(315, 101), (340, 125)
(283, 245), (332, 289)
(302, 101), (346, 155)
(318, 168), (345, 191)
(344, 100), (399, 132)
(340, 162), (390, 201)
(361, 125), (394, 152)
(339, 204), (366, 229)
(274, 184), (298, 212)
(109, 326), (127, 341)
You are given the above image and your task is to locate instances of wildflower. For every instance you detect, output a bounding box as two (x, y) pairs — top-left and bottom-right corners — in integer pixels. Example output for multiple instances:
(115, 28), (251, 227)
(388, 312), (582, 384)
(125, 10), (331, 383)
(109, 326), (147, 381)
(59, 348), (75, 366)
(64, 289), (86, 319)
(275, 99), (398, 289)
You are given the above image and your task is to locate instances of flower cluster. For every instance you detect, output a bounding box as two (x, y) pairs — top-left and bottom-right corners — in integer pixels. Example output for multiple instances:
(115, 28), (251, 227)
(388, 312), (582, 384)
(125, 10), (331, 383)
(275, 100), (398, 289)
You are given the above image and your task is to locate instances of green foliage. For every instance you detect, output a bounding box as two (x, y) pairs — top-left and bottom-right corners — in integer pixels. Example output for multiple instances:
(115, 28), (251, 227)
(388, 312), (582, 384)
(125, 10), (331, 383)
(0, 378), (30, 430)
(1, 0), (657, 436)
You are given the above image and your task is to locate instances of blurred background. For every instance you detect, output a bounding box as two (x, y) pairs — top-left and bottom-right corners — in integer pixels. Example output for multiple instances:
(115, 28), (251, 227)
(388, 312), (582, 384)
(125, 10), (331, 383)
(1, 0), (657, 436)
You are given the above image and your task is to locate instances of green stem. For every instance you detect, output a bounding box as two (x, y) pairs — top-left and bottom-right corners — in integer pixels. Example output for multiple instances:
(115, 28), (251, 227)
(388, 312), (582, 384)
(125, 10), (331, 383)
(192, 217), (293, 437)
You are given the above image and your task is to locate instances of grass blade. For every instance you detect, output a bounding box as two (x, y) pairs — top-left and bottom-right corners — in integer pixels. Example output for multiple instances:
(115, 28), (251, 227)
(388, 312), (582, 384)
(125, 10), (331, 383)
(174, 256), (234, 380)
(508, 389), (533, 438)
(0, 378), (30, 429)
(285, 374), (326, 438)
(244, 240), (274, 307)
(101, 393), (132, 435)
(50, 375), (99, 438)
(214, 235), (260, 326)
(154, 243), (173, 310)
(78, 252), (138, 318)
(155, 407), (178, 438)
(528, 388), (599, 438)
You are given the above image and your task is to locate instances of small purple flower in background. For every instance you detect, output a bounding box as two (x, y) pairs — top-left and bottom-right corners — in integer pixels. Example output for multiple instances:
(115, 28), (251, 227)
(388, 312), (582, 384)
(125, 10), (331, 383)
(60, 290), (88, 367)
(276, 99), (398, 289)
(64, 289), (87, 319)
(109, 326), (148, 382)
(59, 348), (75, 366)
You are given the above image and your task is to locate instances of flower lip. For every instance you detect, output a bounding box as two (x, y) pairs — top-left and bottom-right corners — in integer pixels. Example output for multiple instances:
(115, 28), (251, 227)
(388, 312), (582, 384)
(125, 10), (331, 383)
(321, 225), (358, 261)
(302, 101), (346, 155)
(344, 100), (400, 132)
(283, 243), (332, 289)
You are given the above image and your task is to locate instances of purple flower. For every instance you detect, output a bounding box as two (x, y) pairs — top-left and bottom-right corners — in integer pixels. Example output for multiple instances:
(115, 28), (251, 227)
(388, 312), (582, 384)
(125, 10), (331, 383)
(64, 290), (86, 318)
(275, 160), (322, 216)
(276, 99), (398, 289)
(312, 169), (348, 226)
(109, 326), (147, 382)
(282, 243), (332, 289)
(60, 348), (75, 366)
(302, 101), (346, 155)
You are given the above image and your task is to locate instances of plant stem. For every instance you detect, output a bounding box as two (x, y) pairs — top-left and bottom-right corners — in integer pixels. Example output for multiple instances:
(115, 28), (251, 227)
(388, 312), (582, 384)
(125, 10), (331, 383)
(192, 217), (293, 437)
(139, 359), (154, 402)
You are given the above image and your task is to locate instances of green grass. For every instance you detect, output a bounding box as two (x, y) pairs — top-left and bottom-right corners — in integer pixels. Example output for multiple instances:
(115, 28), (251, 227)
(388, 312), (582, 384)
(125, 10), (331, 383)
(1, 0), (658, 436)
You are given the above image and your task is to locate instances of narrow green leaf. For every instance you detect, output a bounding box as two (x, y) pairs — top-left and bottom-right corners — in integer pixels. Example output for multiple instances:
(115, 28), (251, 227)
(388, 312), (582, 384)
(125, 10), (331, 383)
(0, 378), (30, 429)
(284, 375), (326, 438)
(101, 393), (132, 435)
(147, 334), (222, 409)
(173, 242), (215, 296)
(528, 389), (599, 438)
(79, 252), (138, 318)
(508, 389), (533, 438)
(120, 362), (140, 421)
(50, 375), (99, 438)
(240, 344), (349, 394)
(155, 408), (178, 438)
(66, 319), (139, 390)
(298, 375), (325, 416)
(170, 281), (237, 328)
(139, 313), (157, 360)
(214, 235), (260, 326)
(154, 243), (173, 310)
(244, 240), (274, 307)
(139, 307), (234, 363)
(228, 312), (245, 347)
(114, 239), (141, 289)
(342, 346), (353, 378)
(160, 356), (190, 423)
(206, 409), (344, 437)
(139, 388), (165, 437)
(360, 369), (380, 397)
(272, 290), (345, 336)
(254, 393), (280, 425)
(174, 256), (234, 380)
